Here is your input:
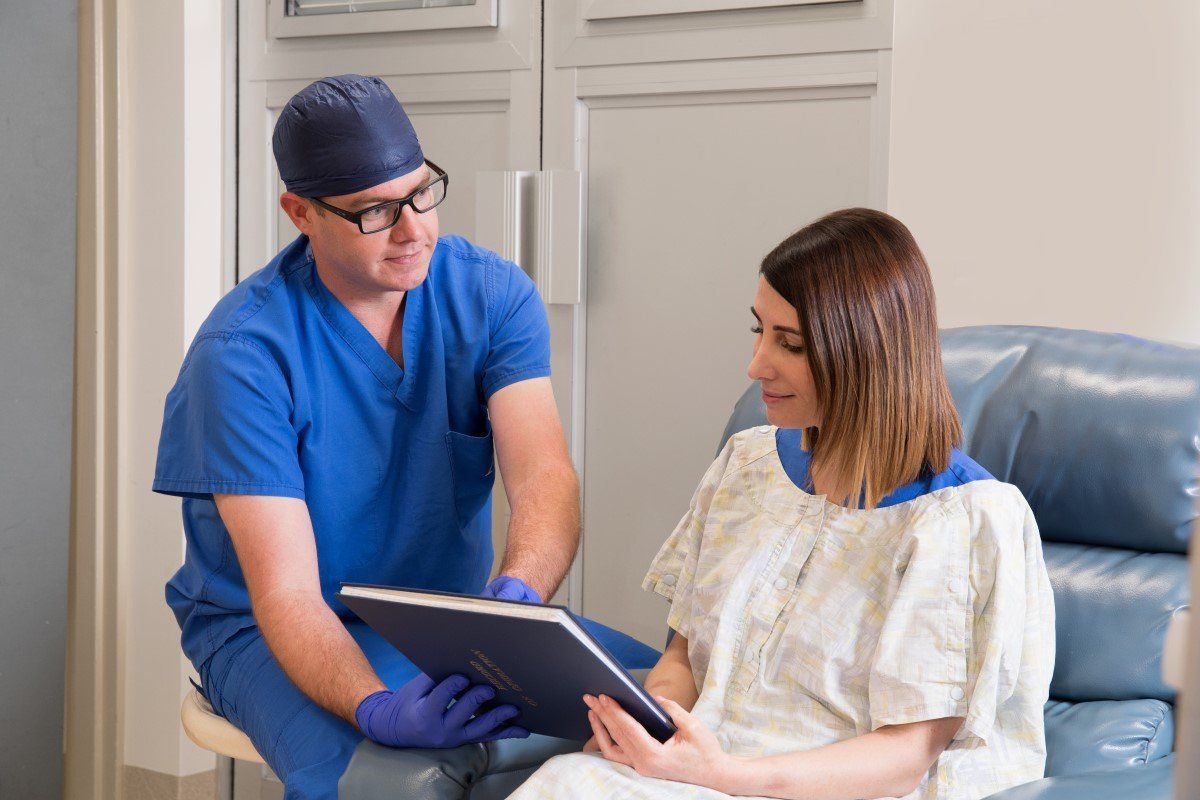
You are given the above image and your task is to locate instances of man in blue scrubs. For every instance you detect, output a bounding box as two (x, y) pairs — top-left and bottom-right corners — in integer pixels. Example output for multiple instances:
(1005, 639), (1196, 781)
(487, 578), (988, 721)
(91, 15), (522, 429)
(154, 75), (581, 799)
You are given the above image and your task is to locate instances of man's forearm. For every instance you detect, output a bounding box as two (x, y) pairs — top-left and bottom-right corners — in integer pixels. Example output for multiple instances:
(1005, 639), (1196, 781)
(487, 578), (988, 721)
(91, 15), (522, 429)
(254, 589), (385, 726)
(497, 462), (580, 601)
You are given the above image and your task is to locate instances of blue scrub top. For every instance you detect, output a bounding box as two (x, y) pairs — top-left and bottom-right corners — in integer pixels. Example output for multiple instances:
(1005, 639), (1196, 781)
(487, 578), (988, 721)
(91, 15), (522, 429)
(775, 428), (994, 507)
(154, 234), (551, 671)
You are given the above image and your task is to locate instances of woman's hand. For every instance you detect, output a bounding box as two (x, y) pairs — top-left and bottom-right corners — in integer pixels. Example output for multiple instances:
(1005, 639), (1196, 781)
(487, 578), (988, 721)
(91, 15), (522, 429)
(583, 694), (734, 791)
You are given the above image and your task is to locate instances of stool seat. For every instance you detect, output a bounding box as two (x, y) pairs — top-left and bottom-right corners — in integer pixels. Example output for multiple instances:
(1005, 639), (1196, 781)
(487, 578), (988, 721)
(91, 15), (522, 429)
(181, 688), (264, 764)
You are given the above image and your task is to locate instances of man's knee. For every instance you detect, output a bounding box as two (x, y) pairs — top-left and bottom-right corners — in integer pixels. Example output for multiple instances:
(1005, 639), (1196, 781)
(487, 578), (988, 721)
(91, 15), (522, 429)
(338, 740), (489, 800)
(201, 630), (363, 798)
(337, 734), (579, 800)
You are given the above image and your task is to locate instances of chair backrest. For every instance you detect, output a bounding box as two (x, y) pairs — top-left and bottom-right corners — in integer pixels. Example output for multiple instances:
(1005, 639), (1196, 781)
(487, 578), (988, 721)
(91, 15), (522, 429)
(719, 325), (1199, 777)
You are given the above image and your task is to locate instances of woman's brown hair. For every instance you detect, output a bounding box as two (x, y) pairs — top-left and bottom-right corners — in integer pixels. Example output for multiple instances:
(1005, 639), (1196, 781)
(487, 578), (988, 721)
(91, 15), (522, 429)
(760, 208), (961, 509)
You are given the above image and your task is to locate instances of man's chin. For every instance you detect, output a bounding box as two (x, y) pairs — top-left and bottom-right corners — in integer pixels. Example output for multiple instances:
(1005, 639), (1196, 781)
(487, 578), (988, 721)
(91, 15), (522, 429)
(381, 261), (430, 292)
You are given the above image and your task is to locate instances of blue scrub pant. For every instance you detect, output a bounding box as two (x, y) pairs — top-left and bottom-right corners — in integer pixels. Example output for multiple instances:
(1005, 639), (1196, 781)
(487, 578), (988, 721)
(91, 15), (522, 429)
(198, 620), (419, 800)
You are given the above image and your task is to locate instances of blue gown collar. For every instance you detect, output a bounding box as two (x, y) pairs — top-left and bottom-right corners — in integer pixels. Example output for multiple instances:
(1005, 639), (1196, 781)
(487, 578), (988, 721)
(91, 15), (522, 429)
(774, 427), (993, 508)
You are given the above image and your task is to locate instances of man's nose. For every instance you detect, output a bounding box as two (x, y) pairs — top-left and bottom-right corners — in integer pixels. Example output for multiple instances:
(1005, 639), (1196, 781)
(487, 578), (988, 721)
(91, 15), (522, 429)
(390, 204), (423, 241)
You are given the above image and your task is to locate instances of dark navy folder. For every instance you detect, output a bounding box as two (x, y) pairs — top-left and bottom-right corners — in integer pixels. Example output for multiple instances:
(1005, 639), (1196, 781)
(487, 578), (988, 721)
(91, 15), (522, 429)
(337, 583), (677, 743)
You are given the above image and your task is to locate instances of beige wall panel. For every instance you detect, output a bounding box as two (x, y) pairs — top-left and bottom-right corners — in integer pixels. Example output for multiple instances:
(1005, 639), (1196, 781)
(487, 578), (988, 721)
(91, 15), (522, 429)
(889, 1), (1200, 343)
(581, 94), (874, 645)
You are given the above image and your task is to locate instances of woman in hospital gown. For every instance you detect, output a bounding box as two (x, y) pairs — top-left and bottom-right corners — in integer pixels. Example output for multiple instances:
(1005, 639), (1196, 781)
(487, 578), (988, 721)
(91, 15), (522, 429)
(509, 208), (1055, 800)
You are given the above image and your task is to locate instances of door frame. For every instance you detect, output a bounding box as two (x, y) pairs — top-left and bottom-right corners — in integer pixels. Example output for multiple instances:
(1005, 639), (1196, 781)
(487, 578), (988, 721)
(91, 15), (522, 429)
(67, 1), (240, 797)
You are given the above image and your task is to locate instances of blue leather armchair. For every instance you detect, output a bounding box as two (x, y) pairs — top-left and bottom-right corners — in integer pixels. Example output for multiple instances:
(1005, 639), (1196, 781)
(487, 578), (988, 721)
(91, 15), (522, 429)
(344, 325), (1194, 799)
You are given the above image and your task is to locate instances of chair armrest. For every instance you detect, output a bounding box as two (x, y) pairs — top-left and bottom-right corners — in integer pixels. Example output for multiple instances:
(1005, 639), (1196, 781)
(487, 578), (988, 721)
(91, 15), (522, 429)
(483, 735), (580, 775)
(983, 756), (1174, 800)
(338, 740), (488, 800)
(338, 736), (583, 800)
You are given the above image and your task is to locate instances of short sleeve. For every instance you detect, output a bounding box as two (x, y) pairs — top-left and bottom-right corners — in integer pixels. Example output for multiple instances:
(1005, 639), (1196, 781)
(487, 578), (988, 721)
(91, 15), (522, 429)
(641, 437), (737, 639)
(868, 486), (1045, 749)
(152, 333), (306, 501)
(482, 256), (551, 400)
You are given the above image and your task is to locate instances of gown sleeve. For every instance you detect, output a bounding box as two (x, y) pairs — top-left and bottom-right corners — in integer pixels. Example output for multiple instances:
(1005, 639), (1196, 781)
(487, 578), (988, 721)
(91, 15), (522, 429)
(152, 333), (306, 501)
(868, 484), (1054, 749)
(640, 436), (738, 639)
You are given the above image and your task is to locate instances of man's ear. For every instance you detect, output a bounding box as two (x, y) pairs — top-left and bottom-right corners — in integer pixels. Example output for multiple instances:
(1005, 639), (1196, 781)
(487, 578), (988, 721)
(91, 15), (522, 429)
(280, 192), (316, 234)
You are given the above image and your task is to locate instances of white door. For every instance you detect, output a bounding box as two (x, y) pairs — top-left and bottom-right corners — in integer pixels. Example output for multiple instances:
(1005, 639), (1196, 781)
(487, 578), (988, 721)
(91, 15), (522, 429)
(542, 0), (895, 646)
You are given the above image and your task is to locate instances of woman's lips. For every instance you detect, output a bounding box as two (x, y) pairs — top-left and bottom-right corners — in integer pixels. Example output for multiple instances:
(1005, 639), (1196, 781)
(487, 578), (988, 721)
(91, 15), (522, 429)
(762, 391), (793, 405)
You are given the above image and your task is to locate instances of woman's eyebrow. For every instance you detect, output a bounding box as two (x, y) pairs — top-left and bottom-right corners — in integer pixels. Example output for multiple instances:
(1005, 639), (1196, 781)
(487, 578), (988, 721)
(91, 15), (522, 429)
(750, 306), (802, 335)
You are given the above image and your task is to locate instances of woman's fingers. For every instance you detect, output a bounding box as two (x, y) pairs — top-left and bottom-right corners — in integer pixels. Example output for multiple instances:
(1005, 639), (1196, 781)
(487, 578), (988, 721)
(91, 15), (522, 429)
(593, 695), (660, 754)
(589, 710), (632, 767)
(588, 710), (612, 748)
(656, 696), (700, 736)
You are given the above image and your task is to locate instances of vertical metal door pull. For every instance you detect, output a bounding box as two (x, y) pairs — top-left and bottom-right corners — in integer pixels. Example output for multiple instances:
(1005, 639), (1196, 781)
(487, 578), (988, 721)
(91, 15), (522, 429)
(475, 170), (582, 305)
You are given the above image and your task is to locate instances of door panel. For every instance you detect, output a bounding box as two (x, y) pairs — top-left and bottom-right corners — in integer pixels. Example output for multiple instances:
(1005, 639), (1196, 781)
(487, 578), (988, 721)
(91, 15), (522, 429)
(581, 92), (874, 646)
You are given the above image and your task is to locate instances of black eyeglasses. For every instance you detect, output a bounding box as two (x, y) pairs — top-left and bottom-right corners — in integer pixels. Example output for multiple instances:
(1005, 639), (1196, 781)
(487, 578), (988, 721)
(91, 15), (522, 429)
(309, 160), (449, 234)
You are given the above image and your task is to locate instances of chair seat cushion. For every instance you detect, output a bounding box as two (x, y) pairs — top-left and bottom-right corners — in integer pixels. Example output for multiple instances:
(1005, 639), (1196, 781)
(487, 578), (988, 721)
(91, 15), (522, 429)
(180, 688), (264, 764)
(984, 754), (1175, 800)
(1044, 698), (1173, 777)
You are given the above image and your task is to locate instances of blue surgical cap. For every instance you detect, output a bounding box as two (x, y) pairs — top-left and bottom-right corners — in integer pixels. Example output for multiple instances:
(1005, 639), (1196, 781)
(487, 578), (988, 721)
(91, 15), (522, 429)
(272, 74), (425, 198)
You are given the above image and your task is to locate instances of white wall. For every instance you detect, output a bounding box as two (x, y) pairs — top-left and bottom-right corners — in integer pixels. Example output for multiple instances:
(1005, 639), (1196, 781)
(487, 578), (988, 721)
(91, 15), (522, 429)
(889, 1), (1200, 343)
(118, 0), (228, 778)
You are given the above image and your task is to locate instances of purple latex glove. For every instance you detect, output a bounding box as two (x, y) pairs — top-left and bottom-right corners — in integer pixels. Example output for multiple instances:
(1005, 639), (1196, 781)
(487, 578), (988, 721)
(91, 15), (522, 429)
(482, 575), (543, 604)
(355, 673), (529, 749)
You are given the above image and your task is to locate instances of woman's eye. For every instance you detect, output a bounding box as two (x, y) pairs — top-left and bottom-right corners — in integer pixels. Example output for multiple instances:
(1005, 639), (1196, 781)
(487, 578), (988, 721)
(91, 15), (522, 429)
(782, 341), (805, 354)
(750, 326), (763, 335)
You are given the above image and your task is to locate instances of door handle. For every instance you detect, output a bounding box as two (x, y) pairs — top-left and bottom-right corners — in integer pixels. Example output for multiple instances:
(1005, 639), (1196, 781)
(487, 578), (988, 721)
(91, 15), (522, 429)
(475, 169), (582, 305)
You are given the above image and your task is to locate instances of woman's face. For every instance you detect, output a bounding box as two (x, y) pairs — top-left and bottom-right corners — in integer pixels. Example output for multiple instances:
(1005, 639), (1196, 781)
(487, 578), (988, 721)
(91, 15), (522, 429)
(748, 276), (822, 429)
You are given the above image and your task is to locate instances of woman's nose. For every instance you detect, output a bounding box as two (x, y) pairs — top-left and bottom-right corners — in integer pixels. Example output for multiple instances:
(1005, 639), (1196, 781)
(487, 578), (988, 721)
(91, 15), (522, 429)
(747, 343), (774, 382)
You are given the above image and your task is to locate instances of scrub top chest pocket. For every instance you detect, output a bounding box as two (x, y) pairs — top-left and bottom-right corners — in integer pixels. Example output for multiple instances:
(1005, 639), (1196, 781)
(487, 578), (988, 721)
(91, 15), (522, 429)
(445, 426), (496, 530)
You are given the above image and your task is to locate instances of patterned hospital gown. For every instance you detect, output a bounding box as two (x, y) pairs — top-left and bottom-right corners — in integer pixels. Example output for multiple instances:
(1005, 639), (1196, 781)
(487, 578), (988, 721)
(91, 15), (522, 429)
(510, 426), (1055, 800)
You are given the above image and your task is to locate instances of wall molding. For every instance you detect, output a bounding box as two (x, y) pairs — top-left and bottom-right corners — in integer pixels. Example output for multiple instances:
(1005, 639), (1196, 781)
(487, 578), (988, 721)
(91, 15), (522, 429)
(65, 0), (123, 798)
(121, 766), (215, 800)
